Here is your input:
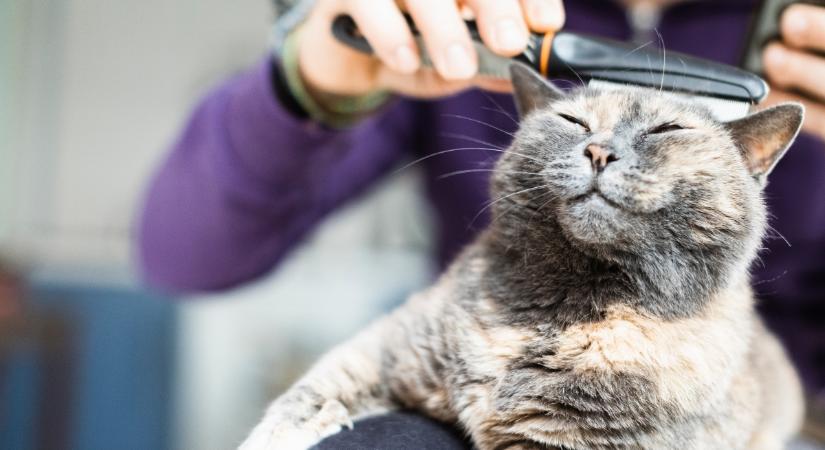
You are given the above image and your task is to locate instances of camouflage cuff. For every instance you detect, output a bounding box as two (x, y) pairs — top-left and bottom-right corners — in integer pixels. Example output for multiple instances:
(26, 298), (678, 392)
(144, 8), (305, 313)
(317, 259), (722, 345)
(281, 27), (391, 129)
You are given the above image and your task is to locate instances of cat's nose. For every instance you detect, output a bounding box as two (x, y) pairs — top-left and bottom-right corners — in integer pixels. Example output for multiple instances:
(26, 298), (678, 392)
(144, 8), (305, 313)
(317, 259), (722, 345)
(584, 144), (618, 172)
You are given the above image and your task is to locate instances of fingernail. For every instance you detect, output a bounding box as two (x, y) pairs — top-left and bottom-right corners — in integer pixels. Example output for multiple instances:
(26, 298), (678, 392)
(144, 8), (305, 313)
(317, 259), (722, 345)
(529, 0), (564, 29)
(784, 8), (808, 36)
(392, 45), (418, 73)
(444, 42), (476, 79)
(495, 19), (528, 52)
(765, 45), (786, 67)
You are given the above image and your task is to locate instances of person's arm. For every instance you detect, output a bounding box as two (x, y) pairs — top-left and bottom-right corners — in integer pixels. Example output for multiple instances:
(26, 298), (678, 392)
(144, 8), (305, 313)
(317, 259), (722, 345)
(139, 0), (565, 293)
(137, 58), (418, 292)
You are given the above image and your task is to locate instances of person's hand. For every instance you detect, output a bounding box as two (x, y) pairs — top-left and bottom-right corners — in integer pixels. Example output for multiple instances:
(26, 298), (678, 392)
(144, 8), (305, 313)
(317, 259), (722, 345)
(296, 0), (565, 99)
(762, 3), (825, 141)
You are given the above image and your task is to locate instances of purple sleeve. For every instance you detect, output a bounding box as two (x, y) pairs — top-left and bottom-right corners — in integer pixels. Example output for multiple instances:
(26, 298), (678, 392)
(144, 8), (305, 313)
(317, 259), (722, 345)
(137, 58), (418, 293)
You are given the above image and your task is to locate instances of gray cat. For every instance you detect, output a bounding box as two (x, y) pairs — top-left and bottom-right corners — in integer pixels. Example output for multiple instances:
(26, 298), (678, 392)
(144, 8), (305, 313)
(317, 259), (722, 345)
(239, 64), (805, 450)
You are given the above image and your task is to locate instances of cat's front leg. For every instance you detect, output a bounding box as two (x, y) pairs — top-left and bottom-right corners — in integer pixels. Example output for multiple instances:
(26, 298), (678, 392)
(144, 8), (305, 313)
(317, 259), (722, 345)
(238, 287), (454, 450)
(239, 389), (354, 450)
(238, 320), (396, 450)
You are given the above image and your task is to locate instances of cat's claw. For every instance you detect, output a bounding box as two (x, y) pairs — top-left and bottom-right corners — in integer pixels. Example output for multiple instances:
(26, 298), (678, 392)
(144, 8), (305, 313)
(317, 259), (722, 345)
(238, 400), (353, 450)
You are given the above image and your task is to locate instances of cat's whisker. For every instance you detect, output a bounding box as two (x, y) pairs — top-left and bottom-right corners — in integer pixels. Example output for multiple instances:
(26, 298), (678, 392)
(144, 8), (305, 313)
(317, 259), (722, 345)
(443, 114), (517, 138)
(391, 147), (501, 175)
(752, 270), (788, 286)
(765, 224), (792, 248)
(480, 106), (516, 123)
(468, 184), (550, 230)
(437, 168), (544, 181)
(549, 78), (580, 90)
(491, 189), (558, 233)
(443, 134), (550, 167)
(481, 92), (520, 126)
(536, 192), (559, 214)
(558, 59), (586, 87)
(645, 53), (655, 94)
(441, 132), (507, 150)
(518, 190), (560, 231)
(393, 145), (547, 176)
(624, 40), (654, 57)
(655, 28), (667, 93)
(492, 203), (521, 227)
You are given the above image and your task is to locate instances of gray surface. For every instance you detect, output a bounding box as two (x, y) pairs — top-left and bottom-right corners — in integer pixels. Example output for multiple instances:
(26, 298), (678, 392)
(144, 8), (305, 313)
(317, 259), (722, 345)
(790, 437), (825, 450)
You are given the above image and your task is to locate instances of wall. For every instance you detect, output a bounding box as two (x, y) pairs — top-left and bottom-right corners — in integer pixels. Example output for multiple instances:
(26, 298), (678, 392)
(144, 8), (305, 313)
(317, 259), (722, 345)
(0, 0), (273, 270)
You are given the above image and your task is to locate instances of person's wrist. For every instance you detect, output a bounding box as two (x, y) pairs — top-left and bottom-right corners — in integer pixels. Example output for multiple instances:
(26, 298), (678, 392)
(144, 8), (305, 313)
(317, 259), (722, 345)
(283, 26), (391, 128)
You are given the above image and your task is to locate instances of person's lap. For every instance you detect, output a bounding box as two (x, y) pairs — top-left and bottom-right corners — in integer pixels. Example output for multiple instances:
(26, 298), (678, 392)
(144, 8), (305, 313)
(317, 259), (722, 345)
(313, 411), (470, 450)
(314, 412), (825, 450)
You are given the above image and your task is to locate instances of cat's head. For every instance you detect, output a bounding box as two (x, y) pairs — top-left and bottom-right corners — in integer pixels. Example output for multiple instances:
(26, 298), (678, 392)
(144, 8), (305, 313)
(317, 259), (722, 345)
(492, 64), (803, 300)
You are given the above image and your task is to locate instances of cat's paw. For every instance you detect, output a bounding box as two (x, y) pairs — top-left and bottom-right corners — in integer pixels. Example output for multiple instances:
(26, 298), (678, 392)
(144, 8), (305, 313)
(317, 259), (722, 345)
(238, 400), (353, 450)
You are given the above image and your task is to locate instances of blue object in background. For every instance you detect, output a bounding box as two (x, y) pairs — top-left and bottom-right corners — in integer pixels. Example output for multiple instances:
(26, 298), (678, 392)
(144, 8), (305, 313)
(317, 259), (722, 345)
(0, 280), (176, 450)
(1, 345), (42, 450)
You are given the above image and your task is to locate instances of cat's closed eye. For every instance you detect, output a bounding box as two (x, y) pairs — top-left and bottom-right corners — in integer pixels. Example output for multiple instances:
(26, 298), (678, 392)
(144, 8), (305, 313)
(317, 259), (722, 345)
(558, 113), (590, 132)
(647, 122), (688, 135)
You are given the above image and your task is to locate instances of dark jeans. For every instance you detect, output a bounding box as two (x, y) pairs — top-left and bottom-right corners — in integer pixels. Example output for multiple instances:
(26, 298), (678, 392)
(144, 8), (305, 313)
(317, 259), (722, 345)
(313, 412), (471, 450)
(311, 412), (825, 450)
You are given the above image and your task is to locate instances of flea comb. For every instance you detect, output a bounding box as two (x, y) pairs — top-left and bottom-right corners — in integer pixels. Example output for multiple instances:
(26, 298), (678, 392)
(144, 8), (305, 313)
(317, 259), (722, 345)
(332, 14), (769, 121)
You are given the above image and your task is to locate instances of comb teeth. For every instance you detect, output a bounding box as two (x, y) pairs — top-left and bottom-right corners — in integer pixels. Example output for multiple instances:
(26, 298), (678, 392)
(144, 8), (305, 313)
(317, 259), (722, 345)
(683, 95), (752, 122)
(588, 80), (752, 122)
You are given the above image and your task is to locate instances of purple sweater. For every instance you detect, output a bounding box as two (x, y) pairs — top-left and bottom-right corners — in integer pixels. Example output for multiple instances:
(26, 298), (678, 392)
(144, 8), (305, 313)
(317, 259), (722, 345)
(138, 0), (825, 389)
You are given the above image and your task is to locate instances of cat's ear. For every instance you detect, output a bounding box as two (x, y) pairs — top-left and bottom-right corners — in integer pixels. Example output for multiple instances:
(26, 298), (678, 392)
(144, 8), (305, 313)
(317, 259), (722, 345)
(510, 63), (565, 118)
(725, 103), (804, 182)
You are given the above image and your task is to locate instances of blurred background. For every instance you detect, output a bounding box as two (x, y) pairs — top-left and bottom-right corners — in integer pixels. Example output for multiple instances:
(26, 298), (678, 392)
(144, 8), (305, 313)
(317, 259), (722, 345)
(1, 1), (436, 449)
(2, 1), (825, 450)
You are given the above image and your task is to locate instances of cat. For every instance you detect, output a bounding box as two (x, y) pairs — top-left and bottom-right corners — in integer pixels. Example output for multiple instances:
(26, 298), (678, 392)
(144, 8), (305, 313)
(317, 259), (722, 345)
(238, 64), (805, 450)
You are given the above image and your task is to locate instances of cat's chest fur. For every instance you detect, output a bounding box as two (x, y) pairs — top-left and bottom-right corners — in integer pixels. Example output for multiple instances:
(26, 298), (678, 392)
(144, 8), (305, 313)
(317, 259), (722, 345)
(447, 290), (755, 444)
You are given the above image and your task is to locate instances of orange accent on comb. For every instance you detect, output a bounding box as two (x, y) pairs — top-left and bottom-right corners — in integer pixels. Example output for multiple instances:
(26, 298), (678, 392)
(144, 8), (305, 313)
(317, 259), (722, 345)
(539, 32), (555, 77)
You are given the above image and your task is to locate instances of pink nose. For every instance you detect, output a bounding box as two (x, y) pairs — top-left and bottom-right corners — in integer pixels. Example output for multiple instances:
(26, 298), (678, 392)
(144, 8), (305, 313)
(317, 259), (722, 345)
(584, 144), (618, 172)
